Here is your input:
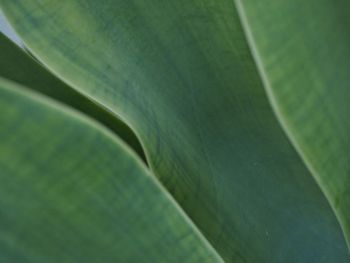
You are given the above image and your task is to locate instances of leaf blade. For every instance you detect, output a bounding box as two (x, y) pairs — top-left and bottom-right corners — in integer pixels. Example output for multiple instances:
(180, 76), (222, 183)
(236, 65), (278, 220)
(0, 77), (222, 263)
(1, 1), (349, 261)
(0, 32), (146, 161)
(236, 0), (350, 248)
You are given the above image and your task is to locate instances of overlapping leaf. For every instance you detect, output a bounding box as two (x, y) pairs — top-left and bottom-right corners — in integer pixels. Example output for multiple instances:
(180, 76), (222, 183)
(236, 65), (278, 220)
(1, 1), (348, 261)
(0, 78), (221, 262)
(0, 33), (145, 160)
(236, 0), (350, 247)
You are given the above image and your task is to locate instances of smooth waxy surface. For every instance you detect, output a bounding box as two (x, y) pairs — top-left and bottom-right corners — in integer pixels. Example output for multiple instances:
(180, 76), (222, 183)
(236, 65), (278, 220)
(237, 0), (350, 246)
(1, 0), (349, 261)
(0, 33), (145, 160)
(0, 78), (221, 262)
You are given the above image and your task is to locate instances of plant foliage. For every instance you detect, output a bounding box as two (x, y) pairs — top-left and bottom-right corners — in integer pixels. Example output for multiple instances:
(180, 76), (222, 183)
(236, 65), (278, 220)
(0, 1), (349, 262)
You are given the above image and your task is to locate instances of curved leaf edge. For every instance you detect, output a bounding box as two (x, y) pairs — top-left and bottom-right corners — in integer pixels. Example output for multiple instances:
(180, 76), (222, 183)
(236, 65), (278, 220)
(234, 0), (350, 249)
(0, 30), (147, 163)
(0, 75), (225, 262)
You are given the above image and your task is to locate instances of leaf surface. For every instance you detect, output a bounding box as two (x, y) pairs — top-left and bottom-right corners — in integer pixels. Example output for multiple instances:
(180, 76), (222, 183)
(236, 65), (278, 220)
(0, 33), (145, 160)
(1, 1), (349, 261)
(235, 0), (350, 247)
(0, 77), (221, 263)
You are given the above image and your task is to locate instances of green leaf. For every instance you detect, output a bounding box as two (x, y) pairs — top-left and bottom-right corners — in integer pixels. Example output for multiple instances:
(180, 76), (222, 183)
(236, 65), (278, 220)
(0, 33), (145, 161)
(234, 0), (350, 249)
(0, 77), (222, 263)
(1, 1), (349, 261)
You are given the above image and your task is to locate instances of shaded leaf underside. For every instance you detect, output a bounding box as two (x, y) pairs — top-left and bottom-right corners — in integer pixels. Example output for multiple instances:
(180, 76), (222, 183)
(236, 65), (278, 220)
(0, 33), (146, 161)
